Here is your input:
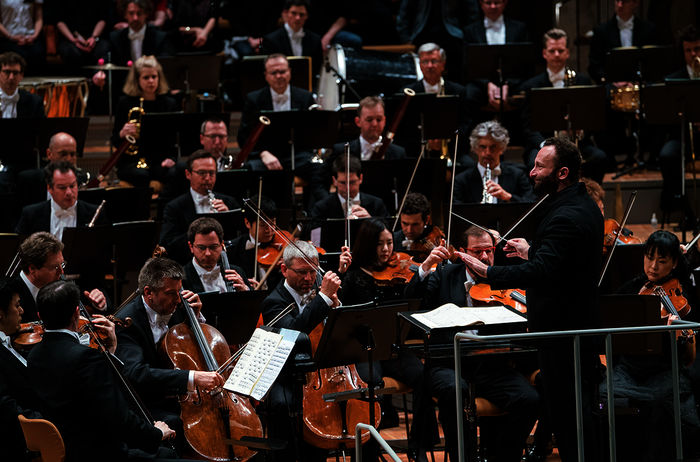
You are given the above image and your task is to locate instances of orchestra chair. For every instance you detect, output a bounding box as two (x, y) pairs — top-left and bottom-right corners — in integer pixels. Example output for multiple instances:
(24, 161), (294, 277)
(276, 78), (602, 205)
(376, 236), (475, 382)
(18, 414), (65, 462)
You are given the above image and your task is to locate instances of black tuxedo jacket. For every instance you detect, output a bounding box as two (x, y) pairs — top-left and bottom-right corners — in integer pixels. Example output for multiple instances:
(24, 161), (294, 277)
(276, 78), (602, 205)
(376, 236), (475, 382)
(28, 332), (162, 462)
(0, 344), (41, 461)
(310, 192), (388, 220)
(160, 191), (240, 264)
(224, 234), (283, 291)
(182, 259), (252, 293)
(588, 15), (657, 83)
(487, 183), (603, 333)
(115, 297), (190, 407)
(331, 138), (407, 162)
(15, 199), (108, 235)
(17, 89), (44, 118)
(406, 262), (469, 309)
(667, 67), (690, 80)
(462, 16), (529, 44)
(261, 280), (330, 334)
(262, 27), (323, 76)
(12, 275), (38, 323)
(237, 85), (315, 159)
(453, 162), (536, 204)
(108, 25), (174, 66)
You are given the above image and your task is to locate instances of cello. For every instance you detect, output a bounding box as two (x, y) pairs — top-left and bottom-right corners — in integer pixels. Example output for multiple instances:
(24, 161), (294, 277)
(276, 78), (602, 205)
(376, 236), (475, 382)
(162, 294), (263, 461)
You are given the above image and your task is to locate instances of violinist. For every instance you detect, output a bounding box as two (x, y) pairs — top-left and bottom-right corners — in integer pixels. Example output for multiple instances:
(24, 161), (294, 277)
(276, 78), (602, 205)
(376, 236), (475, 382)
(27, 280), (182, 462)
(226, 194), (283, 289)
(160, 151), (240, 263)
(602, 230), (700, 461)
(392, 192), (443, 263)
(12, 232), (108, 322)
(182, 217), (253, 293)
(115, 258), (224, 452)
(338, 218), (438, 459)
(0, 279), (41, 462)
(261, 241), (342, 462)
(581, 177), (641, 247)
(406, 226), (540, 462)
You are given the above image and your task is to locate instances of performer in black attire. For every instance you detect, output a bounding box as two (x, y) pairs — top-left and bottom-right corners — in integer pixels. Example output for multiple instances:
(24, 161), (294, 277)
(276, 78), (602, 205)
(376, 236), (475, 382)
(462, 137), (603, 462)
(392, 192), (444, 263)
(28, 280), (180, 462)
(112, 55), (178, 191)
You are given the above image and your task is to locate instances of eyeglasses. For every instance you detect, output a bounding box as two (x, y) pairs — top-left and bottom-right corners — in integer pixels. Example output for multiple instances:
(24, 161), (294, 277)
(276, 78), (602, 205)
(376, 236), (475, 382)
(202, 134), (227, 140)
(287, 267), (316, 276)
(466, 246), (495, 255)
(420, 59), (442, 65)
(193, 244), (221, 252)
(192, 170), (216, 177)
(266, 69), (290, 76)
(0, 69), (22, 77)
(45, 261), (67, 272)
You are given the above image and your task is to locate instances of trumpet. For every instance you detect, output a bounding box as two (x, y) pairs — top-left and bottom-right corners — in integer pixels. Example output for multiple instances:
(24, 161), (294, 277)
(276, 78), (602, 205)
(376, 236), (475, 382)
(125, 97), (148, 169)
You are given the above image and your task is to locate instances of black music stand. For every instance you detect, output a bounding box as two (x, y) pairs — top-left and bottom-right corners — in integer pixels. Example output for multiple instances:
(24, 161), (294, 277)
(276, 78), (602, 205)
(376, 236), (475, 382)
(61, 225), (114, 284)
(313, 301), (413, 431)
(198, 290), (266, 345)
(37, 117), (90, 159)
(1, 234), (22, 277)
(643, 81), (700, 237)
(605, 46), (676, 84)
(159, 54), (224, 91)
(0, 118), (41, 172)
(599, 294), (664, 355)
(214, 170), (295, 209)
(196, 209), (245, 241)
(314, 217), (371, 252)
(140, 112), (231, 161)
(598, 244), (644, 295)
(530, 85), (607, 133)
(79, 187), (151, 223)
(111, 220), (160, 304)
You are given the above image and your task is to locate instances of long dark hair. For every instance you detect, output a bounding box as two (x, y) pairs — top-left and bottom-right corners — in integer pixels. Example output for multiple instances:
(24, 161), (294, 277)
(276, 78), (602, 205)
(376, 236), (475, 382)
(644, 230), (690, 282)
(350, 218), (391, 270)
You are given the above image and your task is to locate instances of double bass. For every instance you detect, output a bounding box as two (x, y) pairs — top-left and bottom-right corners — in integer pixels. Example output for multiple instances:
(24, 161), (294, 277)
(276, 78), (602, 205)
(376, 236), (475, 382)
(162, 294), (263, 461)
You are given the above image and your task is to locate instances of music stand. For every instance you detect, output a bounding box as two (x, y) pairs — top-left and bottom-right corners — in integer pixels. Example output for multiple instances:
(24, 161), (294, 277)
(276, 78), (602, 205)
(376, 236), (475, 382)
(159, 54), (224, 91)
(605, 46), (676, 84)
(598, 244), (644, 295)
(530, 85), (607, 133)
(79, 187), (151, 223)
(214, 170), (295, 209)
(111, 220), (160, 304)
(316, 217), (372, 252)
(313, 300), (416, 429)
(196, 209), (245, 241)
(38, 117), (90, 158)
(198, 290), (266, 345)
(598, 294), (663, 355)
(0, 118), (41, 172)
(61, 225), (114, 282)
(1, 233), (22, 277)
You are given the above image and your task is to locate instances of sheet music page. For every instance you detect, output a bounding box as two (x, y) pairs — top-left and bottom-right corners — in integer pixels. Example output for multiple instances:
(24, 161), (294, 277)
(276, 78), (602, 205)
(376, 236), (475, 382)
(224, 328), (299, 400)
(411, 303), (525, 329)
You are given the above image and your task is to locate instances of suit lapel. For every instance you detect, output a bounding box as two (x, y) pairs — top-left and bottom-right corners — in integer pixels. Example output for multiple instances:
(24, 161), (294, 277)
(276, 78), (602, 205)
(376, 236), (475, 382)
(258, 88), (273, 111)
(39, 201), (51, 233)
(470, 167), (483, 202)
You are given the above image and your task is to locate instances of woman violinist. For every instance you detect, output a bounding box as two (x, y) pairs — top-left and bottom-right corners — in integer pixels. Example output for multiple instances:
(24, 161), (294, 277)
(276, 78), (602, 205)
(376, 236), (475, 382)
(111, 55), (179, 190)
(338, 218), (439, 458)
(602, 230), (700, 462)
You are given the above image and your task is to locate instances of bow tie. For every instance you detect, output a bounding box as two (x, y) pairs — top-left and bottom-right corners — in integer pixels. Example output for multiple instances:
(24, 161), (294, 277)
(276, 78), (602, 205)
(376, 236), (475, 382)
(128, 28), (146, 41)
(484, 17), (503, 30)
(55, 208), (75, 219)
(78, 333), (91, 346)
(272, 93), (289, 105)
(617, 18), (633, 30)
(155, 313), (172, 327)
(0, 92), (19, 104)
(290, 29), (305, 41)
(489, 166), (502, 177)
(201, 267), (221, 283)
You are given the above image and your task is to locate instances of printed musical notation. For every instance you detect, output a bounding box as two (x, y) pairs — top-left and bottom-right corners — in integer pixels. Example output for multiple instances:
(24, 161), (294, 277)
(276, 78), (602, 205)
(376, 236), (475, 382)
(411, 303), (526, 330)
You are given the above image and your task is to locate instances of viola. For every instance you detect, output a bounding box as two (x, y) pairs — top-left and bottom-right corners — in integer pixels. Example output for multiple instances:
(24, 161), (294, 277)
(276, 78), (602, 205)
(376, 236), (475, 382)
(303, 321), (381, 449)
(367, 252), (419, 286)
(469, 283), (527, 314)
(604, 218), (642, 248)
(13, 321), (45, 352)
(162, 294), (263, 461)
(638, 278), (691, 319)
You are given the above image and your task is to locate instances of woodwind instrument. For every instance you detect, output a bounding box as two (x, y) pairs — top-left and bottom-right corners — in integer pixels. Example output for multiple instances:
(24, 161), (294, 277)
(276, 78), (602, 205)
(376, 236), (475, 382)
(88, 200), (106, 227)
(372, 88), (415, 160)
(207, 189), (218, 213)
(231, 116), (271, 169)
(437, 79), (453, 167)
(481, 164), (493, 204)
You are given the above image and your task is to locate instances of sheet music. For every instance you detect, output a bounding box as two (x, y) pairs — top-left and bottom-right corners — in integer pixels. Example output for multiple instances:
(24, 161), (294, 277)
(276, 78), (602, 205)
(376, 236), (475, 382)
(224, 328), (299, 400)
(411, 303), (526, 330)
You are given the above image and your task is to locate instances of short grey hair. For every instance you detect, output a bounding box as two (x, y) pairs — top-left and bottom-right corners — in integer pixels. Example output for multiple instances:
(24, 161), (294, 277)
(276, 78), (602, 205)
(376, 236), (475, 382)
(138, 257), (184, 292)
(469, 120), (510, 152)
(283, 240), (319, 267)
(417, 43), (446, 60)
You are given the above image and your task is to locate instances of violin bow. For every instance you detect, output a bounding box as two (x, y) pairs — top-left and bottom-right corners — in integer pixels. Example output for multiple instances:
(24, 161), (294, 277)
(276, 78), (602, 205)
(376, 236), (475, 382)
(256, 224), (302, 290)
(243, 198), (326, 278)
(392, 141), (426, 232)
(252, 178), (263, 282)
(344, 143), (351, 249)
(445, 131), (460, 248)
(598, 190), (637, 288)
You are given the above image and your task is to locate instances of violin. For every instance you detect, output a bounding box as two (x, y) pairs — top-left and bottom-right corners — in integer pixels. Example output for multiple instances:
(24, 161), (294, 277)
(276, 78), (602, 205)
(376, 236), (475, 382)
(13, 321), (45, 352)
(303, 321), (381, 449)
(604, 218), (641, 248)
(403, 226), (445, 261)
(77, 315), (133, 350)
(257, 230), (295, 266)
(638, 278), (691, 319)
(469, 283), (527, 314)
(161, 294), (263, 461)
(367, 252), (419, 286)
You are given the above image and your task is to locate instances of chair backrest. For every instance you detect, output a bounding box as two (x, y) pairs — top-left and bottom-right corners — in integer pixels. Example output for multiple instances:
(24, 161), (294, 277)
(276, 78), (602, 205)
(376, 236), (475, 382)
(18, 414), (66, 462)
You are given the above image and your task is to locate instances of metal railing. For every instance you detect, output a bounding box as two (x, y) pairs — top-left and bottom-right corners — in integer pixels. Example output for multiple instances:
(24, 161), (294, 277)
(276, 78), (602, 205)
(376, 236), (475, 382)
(354, 423), (401, 462)
(453, 320), (700, 462)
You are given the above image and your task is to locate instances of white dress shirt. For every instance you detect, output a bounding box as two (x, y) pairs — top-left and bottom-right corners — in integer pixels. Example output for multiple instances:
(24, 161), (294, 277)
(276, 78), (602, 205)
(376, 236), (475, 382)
(359, 135), (382, 160)
(271, 86), (291, 112)
(484, 15), (506, 45)
(128, 25), (146, 61)
(50, 198), (77, 240)
(44, 328), (91, 346)
(338, 192), (361, 215)
(0, 88), (19, 118)
(547, 67), (566, 88)
(617, 15), (634, 47)
(191, 188), (214, 214)
(687, 65), (699, 80)
(192, 258), (228, 293)
(284, 280), (331, 316)
(0, 330), (27, 366)
(20, 271), (40, 301)
(423, 77), (444, 94)
(284, 22), (304, 57)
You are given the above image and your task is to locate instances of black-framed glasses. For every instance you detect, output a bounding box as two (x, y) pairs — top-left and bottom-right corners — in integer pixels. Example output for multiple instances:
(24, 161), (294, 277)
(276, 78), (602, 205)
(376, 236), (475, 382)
(202, 134), (228, 140)
(192, 170), (216, 177)
(193, 244), (221, 252)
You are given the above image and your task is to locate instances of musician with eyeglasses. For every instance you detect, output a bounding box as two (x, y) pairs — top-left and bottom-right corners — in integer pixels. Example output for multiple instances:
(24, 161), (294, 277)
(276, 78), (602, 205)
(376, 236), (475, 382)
(10, 232), (108, 322)
(182, 217), (252, 293)
(199, 117), (232, 171)
(15, 162), (109, 239)
(160, 151), (239, 264)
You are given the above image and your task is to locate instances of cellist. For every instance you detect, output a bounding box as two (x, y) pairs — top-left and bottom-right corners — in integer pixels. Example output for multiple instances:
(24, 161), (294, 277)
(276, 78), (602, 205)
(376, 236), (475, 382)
(115, 257), (224, 453)
(260, 241), (342, 462)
